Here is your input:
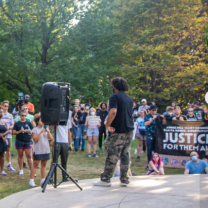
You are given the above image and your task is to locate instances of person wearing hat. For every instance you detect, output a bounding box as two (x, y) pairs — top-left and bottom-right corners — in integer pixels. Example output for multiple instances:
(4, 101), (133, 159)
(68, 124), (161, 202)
(24, 95), (35, 115)
(193, 101), (204, 121)
(144, 105), (163, 164)
(138, 99), (149, 112)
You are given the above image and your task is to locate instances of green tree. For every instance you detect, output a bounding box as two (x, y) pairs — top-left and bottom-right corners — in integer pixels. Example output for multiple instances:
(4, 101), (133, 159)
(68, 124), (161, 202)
(0, 0), (87, 108)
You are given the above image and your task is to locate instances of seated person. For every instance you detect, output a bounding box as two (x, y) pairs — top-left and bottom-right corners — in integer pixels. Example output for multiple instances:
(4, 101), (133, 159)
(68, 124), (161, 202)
(172, 106), (187, 121)
(187, 108), (197, 121)
(184, 151), (208, 174)
(146, 153), (165, 175)
(202, 149), (208, 164)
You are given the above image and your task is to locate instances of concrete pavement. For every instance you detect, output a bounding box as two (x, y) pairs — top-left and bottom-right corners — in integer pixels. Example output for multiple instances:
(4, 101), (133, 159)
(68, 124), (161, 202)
(0, 174), (207, 208)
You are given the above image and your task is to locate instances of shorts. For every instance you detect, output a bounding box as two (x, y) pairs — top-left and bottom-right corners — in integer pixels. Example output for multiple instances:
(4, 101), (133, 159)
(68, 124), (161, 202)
(0, 138), (7, 152)
(87, 128), (99, 137)
(6, 138), (12, 148)
(33, 153), (50, 161)
(136, 133), (146, 141)
(15, 140), (32, 150)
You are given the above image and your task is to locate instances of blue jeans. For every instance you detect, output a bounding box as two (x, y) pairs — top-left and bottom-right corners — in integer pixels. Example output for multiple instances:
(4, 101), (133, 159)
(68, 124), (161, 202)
(147, 136), (155, 163)
(73, 126), (81, 151)
(73, 124), (86, 150)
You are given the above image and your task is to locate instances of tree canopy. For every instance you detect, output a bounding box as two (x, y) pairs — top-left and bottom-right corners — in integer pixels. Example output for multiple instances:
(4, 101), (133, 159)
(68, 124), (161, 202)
(0, 0), (208, 111)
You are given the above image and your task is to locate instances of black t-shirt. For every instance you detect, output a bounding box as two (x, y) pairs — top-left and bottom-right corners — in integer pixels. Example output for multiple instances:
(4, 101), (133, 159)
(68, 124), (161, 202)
(72, 112), (88, 125)
(194, 108), (204, 121)
(96, 109), (101, 114)
(109, 92), (134, 133)
(78, 111), (88, 124)
(97, 110), (108, 128)
(13, 121), (33, 142)
(175, 115), (187, 120)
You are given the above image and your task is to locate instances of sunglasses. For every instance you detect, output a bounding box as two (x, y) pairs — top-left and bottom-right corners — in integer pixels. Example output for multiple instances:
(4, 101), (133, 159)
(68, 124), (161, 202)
(22, 108), (28, 110)
(21, 115), (26, 117)
(4, 105), (9, 107)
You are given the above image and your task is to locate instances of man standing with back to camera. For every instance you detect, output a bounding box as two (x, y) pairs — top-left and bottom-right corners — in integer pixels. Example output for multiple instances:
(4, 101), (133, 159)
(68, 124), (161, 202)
(93, 77), (134, 187)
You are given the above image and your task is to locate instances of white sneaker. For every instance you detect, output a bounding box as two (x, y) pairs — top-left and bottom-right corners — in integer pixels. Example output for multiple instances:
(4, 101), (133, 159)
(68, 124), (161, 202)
(93, 180), (111, 187)
(29, 180), (36, 187)
(19, 170), (23, 175)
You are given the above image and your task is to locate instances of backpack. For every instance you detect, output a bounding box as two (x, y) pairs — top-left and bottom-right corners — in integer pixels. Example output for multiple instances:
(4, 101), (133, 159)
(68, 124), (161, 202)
(139, 128), (146, 135)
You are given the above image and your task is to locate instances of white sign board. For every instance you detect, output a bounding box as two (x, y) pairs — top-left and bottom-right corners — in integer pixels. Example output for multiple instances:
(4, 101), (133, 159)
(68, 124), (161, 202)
(88, 116), (100, 125)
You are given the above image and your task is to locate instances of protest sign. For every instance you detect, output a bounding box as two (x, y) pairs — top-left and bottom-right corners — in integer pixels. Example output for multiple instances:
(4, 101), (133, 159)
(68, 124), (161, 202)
(88, 116), (100, 125)
(156, 118), (208, 158)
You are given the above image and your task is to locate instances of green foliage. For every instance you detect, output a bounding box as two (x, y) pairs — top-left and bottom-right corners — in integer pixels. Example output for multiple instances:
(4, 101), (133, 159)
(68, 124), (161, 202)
(0, 0), (208, 111)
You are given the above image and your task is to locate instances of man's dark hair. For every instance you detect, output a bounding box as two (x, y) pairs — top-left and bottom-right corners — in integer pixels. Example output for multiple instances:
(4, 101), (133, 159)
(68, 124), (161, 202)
(100, 102), (107, 109)
(111, 77), (129, 92)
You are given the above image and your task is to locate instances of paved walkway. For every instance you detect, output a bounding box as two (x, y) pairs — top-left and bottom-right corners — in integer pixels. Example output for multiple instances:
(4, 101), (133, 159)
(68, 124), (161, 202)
(0, 175), (207, 208)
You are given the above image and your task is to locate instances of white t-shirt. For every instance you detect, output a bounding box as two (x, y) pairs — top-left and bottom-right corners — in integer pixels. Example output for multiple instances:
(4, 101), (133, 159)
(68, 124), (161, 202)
(56, 115), (71, 143)
(2, 112), (14, 139)
(138, 105), (149, 112)
(12, 108), (19, 120)
(68, 111), (72, 129)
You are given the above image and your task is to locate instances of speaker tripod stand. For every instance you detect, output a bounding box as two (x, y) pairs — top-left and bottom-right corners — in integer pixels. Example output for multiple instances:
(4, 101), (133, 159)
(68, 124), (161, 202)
(42, 126), (83, 192)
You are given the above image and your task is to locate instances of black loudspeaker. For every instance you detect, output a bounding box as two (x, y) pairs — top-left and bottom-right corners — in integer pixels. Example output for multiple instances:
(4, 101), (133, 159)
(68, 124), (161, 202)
(41, 82), (70, 125)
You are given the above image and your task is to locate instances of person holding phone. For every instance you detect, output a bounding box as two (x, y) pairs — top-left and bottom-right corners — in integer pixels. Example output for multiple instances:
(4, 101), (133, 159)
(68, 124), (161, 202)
(13, 110), (33, 175)
(29, 116), (53, 187)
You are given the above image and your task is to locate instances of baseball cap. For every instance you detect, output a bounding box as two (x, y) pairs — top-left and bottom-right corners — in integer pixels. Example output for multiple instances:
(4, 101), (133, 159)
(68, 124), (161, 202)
(194, 101), (200, 105)
(25, 95), (30, 98)
(150, 105), (157, 110)
(141, 99), (146, 102)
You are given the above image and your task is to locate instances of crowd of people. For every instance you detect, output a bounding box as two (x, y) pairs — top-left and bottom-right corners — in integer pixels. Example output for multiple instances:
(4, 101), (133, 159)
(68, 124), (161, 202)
(0, 79), (208, 188)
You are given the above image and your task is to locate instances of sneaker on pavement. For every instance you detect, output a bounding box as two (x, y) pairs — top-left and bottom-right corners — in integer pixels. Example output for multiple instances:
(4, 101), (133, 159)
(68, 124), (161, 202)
(7, 164), (16, 171)
(120, 179), (130, 187)
(93, 154), (98, 157)
(29, 180), (36, 187)
(88, 153), (91, 157)
(93, 180), (111, 187)
(0, 171), (7, 176)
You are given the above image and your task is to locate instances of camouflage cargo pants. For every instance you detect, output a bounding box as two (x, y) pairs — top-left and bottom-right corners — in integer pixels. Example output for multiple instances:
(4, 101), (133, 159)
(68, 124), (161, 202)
(101, 131), (133, 183)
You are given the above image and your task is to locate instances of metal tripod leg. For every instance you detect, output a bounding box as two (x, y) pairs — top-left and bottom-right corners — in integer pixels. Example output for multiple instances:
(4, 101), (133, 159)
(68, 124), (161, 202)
(42, 164), (56, 192)
(57, 164), (82, 190)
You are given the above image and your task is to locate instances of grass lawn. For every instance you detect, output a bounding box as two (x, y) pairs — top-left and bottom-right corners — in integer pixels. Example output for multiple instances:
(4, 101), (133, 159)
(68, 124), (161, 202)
(0, 136), (184, 200)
